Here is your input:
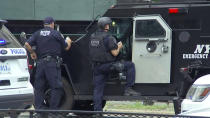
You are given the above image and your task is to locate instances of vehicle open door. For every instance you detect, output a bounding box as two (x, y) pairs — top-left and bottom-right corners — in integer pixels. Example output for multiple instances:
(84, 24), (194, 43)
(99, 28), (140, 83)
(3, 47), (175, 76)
(132, 15), (172, 83)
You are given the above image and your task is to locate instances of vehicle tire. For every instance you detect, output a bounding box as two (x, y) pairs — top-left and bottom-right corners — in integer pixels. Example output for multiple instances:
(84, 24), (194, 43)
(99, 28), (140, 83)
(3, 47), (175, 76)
(59, 77), (74, 110)
(44, 77), (74, 110)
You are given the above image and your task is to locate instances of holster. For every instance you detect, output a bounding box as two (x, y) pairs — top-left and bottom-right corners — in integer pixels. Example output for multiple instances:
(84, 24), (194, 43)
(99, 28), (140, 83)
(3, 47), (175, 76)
(39, 55), (63, 68)
(56, 56), (63, 68)
(110, 62), (124, 73)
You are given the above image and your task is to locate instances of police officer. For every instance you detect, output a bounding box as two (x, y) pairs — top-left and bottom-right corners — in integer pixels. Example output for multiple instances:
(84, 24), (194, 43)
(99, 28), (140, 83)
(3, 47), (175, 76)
(90, 17), (140, 111)
(24, 17), (72, 110)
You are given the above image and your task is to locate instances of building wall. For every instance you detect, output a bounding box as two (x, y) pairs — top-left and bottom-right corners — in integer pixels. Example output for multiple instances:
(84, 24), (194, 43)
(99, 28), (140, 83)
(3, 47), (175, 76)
(0, 0), (116, 21)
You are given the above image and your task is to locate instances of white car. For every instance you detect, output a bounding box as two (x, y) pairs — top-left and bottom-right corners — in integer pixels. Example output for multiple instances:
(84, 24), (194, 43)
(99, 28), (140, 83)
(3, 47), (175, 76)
(181, 74), (210, 113)
(179, 107), (210, 117)
(0, 20), (34, 109)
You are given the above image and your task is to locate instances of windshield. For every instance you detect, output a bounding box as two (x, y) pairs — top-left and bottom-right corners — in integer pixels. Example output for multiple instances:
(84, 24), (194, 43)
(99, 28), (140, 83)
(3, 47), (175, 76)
(186, 85), (210, 102)
(0, 25), (21, 48)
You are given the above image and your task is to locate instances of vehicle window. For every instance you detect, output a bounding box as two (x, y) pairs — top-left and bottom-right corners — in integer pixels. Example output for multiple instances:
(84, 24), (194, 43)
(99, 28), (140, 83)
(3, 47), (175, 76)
(109, 18), (133, 60)
(109, 18), (132, 39)
(135, 19), (166, 38)
(186, 86), (196, 100)
(0, 25), (22, 48)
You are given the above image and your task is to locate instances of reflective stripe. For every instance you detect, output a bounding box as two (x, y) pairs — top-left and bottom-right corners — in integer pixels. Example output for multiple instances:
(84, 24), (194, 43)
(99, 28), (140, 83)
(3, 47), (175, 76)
(0, 55), (27, 60)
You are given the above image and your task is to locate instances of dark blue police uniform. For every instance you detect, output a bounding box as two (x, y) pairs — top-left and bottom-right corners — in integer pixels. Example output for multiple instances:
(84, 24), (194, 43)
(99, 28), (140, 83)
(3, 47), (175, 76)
(92, 31), (136, 111)
(27, 25), (68, 109)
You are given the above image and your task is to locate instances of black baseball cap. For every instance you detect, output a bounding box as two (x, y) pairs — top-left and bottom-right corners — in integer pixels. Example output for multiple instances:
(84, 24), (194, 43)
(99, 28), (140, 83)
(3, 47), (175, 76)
(43, 17), (55, 25)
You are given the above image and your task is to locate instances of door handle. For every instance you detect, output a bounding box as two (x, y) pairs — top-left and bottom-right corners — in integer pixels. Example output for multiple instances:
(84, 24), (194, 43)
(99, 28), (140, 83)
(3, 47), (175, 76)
(140, 54), (162, 57)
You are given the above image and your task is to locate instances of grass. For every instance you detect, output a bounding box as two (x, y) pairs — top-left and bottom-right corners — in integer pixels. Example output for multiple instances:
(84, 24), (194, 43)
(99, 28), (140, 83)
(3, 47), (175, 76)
(104, 101), (175, 115)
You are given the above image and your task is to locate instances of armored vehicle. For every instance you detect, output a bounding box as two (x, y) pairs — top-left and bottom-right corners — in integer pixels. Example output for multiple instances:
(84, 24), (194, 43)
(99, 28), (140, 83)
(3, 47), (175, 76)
(3, 0), (210, 114)
(61, 0), (210, 114)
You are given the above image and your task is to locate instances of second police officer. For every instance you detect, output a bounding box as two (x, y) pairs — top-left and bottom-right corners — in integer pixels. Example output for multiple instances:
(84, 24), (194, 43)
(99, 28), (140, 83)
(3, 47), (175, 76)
(90, 17), (141, 111)
(24, 17), (72, 110)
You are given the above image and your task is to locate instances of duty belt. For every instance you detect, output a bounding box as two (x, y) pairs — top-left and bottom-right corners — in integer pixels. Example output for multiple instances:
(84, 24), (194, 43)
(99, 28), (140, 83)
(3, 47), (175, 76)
(40, 55), (60, 62)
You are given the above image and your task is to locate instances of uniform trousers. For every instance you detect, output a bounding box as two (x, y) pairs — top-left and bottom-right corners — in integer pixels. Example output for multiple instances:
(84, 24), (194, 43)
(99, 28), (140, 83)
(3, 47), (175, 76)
(93, 61), (135, 111)
(34, 59), (63, 109)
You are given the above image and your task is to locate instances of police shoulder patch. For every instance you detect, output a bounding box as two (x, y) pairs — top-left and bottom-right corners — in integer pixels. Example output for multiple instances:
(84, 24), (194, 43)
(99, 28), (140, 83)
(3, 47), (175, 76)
(40, 30), (51, 36)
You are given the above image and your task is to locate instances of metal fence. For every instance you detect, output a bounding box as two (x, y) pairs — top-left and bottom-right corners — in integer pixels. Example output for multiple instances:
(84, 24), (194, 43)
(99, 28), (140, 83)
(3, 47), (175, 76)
(0, 109), (206, 118)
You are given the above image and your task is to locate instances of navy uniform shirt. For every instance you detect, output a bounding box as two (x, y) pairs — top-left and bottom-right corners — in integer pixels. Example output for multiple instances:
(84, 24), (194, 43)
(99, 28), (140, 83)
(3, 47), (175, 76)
(27, 27), (67, 59)
(104, 33), (118, 52)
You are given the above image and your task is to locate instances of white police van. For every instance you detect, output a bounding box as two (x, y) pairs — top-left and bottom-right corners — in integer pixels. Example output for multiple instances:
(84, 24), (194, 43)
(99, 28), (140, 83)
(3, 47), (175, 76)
(0, 20), (33, 109)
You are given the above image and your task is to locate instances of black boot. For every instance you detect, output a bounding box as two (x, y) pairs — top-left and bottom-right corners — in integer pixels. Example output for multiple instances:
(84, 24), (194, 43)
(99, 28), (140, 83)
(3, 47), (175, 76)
(124, 87), (141, 96)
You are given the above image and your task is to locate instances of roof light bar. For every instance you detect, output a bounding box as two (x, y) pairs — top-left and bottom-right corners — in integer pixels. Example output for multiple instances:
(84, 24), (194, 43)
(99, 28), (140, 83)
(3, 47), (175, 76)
(0, 39), (6, 45)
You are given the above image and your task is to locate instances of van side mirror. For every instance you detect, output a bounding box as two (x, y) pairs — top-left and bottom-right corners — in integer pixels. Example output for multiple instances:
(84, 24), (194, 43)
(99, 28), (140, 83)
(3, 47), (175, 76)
(19, 32), (27, 45)
(20, 32), (27, 39)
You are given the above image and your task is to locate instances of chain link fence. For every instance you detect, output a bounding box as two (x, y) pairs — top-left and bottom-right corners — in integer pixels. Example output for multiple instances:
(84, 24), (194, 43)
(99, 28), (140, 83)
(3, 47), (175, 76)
(0, 109), (207, 118)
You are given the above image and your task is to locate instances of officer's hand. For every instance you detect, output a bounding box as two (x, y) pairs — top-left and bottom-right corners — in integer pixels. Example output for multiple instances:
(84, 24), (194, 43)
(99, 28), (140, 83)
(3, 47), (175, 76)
(65, 36), (72, 51)
(30, 52), (37, 60)
(65, 36), (72, 44)
(118, 41), (123, 49)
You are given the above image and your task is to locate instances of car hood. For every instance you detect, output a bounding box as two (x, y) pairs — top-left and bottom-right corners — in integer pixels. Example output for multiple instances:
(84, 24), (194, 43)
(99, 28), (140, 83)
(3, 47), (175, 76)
(180, 107), (210, 117)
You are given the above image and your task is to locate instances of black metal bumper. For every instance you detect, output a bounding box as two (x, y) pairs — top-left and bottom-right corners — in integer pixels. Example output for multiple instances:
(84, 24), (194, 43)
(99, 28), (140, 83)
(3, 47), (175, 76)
(0, 93), (34, 109)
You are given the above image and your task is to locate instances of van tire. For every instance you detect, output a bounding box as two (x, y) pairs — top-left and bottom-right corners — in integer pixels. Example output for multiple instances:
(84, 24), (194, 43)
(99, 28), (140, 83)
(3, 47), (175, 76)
(59, 77), (74, 110)
(44, 77), (74, 109)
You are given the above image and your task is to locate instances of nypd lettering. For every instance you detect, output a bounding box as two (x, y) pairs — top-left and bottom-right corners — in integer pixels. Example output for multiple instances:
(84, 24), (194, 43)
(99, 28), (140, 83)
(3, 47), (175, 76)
(183, 44), (210, 59)
(40, 31), (51, 36)
(10, 49), (25, 55)
(91, 40), (100, 47)
(0, 48), (26, 56)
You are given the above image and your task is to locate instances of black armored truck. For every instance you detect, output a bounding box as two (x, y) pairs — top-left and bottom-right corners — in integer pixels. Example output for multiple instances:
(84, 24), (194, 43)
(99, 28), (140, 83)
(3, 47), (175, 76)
(6, 0), (210, 114)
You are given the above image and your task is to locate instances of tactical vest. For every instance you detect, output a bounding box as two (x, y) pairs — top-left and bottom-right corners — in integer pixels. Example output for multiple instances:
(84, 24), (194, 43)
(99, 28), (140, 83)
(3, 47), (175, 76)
(89, 31), (116, 63)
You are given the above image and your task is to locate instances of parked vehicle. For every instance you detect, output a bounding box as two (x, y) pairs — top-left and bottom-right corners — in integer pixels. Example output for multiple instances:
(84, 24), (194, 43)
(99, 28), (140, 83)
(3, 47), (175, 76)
(3, 0), (210, 114)
(0, 20), (34, 109)
(181, 74), (210, 113)
(179, 107), (210, 117)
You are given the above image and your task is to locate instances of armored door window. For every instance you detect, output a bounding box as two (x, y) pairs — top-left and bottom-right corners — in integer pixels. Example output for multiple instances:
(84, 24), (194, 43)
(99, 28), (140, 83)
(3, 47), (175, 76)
(135, 20), (165, 39)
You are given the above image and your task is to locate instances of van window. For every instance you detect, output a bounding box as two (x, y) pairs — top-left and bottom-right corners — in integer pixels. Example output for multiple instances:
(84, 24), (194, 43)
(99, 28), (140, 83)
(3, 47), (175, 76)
(135, 19), (166, 38)
(0, 26), (21, 48)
